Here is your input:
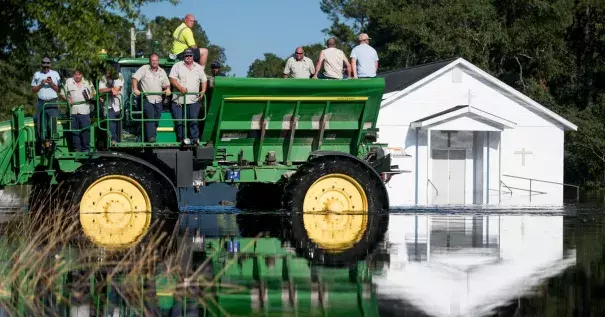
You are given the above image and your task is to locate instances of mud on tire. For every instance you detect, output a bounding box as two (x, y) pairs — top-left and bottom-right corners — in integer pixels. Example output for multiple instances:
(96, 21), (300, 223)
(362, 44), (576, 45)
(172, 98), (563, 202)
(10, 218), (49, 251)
(282, 155), (389, 266)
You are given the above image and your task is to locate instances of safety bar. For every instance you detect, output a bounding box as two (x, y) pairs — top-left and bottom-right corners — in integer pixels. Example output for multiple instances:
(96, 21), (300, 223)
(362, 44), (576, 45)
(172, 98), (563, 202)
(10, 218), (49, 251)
(128, 91), (207, 142)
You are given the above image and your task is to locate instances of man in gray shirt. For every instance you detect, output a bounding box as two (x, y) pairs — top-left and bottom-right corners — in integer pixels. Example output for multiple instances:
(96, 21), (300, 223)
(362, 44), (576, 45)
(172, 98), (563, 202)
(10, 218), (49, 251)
(350, 33), (379, 78)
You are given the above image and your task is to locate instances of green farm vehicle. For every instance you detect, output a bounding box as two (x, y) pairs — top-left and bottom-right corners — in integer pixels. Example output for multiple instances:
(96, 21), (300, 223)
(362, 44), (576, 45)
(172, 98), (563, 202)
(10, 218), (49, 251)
(0, 53), (399, 266)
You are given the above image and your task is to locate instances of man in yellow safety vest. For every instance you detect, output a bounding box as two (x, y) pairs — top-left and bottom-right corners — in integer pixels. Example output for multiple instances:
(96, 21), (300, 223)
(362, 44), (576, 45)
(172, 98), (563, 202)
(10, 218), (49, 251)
(171, 14), (208, 68)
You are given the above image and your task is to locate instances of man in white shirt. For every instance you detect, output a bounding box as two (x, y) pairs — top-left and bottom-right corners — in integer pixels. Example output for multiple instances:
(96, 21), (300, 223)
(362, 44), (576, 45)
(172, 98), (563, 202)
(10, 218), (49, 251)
(31, 56), (61, 149)
(169, 48), (207, 145)
(350, 33), (379, 78)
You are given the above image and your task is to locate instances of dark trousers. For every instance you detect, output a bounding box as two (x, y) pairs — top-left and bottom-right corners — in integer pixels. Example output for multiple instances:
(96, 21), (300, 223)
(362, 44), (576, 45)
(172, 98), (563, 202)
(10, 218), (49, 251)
(34, 98), (58, 140)
(144, 100), (162, 141)
(171, 101), (200, 142)
(108, 108), (120, 142)
(71, 114), (91, 152)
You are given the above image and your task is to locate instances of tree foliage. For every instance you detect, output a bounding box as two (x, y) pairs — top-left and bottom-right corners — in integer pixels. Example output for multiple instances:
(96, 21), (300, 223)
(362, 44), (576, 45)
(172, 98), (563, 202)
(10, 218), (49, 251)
(0, 0), (231, 120)
(246, 44), (327, 78)
(316, 0), (605, 189)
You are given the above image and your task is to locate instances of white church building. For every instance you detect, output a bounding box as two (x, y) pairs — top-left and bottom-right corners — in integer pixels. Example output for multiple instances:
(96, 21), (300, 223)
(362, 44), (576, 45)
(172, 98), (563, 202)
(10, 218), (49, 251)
(376, 58), (578, 207)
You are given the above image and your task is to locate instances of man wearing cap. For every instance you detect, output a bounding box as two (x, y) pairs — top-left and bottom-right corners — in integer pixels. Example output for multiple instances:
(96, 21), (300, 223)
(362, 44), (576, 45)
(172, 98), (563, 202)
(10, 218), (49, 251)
(350, 33), (379, 79)
(169, 48), (207, 145)
(283, 47), (315, 79)
(61, 67), (96, 152)
(31, 56), (61, 148)
(171, 14), (209, 68)
(132, 53), (171, 143)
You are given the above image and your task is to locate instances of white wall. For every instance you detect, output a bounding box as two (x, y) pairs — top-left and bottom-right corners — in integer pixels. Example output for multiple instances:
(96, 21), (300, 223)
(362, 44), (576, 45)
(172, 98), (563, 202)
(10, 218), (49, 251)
(378, 65), (568, 206)
(499, 127), (565, 206)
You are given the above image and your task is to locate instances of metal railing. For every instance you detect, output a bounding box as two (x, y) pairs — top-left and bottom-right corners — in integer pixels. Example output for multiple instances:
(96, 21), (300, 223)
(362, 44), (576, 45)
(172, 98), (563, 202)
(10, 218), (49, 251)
(129, 91), (207, 143)
(38, 83), (208, 149)
(502, 174), (580, 202)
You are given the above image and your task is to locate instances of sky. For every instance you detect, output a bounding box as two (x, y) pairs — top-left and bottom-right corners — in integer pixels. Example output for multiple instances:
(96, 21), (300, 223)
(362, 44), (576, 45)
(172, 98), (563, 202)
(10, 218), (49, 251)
(140, 0), (333, 77)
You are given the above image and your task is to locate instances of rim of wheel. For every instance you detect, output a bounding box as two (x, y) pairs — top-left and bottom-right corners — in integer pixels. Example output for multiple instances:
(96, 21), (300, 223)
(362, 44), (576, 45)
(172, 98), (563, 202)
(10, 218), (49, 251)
(79, 175), (152, 249)
(302, 173), (368, 252)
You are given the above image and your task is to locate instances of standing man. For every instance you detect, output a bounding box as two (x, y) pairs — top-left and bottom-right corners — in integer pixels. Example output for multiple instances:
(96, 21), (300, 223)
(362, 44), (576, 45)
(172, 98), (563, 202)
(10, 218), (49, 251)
(98, 68), (123, 145)
(132, 53), (171, 143)
(350, 33), (379, 78)
(31, 56), (61, 149)
(169, 48), (207, 145)
(313, 38), (351, 80)
(171, 14), (209, 68)
(61, 67), (96, 152)
(283, 47), (315, 78)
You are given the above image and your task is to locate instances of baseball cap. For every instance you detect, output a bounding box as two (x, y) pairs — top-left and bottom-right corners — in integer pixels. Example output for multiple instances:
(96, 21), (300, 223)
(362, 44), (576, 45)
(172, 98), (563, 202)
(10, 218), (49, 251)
(183, 48), (194, 56)
(211, 61), (220, 69)
(358, 33), (371, 41)
(41, 57), (51, 66)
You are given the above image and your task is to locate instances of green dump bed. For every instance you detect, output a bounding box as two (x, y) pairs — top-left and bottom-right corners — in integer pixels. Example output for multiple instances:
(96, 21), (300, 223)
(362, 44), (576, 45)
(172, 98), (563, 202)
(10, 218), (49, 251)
(203, 77), (385, 164)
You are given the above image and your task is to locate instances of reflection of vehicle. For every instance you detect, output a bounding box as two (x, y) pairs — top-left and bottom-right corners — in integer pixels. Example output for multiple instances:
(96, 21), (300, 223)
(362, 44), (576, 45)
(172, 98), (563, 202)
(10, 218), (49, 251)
(0, 50), (397, 265)
(0, 213), (384, 316)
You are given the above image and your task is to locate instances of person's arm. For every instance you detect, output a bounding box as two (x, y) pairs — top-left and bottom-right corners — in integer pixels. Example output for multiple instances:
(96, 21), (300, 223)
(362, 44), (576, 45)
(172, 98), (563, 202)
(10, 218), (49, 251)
(313, 52), (325, 79)
(50, 73), (60, 92)
(283, 58), (291, 78)
(351, 58), (358, 78)
(170, 78), (187, 94)
(184, 28), (197, 48)
(31, 73), (50, 94)
(343, 53), (352, 78)
(308, 59), (315, 78)
(161, 73), (171, 95)
(132, 78), (140, 95)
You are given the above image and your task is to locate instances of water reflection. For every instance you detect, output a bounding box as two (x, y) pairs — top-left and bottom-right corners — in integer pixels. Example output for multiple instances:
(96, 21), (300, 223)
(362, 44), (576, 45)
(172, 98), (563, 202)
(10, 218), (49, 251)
(2, 209), (605, 316)
(376, 215), (576, 316)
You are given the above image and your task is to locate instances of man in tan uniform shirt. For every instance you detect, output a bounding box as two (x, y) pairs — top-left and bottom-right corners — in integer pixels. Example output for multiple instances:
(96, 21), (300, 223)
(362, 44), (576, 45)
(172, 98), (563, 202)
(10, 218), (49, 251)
(169, 48), (207, 144)
(132, 53), (171, 142)
(61, 67), (95, 152)
(313, 37), (351, 79)
(283, 47), (315, 78)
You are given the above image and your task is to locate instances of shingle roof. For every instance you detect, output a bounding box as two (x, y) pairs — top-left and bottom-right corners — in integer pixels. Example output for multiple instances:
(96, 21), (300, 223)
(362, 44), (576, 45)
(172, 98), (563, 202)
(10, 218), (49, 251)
(377, 59), (458, 94)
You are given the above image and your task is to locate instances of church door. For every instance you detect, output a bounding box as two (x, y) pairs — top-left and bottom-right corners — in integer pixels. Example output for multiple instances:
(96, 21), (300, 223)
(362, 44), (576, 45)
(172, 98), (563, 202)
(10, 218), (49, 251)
(431, 149), (466, 204)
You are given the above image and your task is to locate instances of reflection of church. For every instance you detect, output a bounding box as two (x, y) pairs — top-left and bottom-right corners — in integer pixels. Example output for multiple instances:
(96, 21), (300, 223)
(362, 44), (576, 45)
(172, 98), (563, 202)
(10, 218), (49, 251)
(375, 214), (575, 317)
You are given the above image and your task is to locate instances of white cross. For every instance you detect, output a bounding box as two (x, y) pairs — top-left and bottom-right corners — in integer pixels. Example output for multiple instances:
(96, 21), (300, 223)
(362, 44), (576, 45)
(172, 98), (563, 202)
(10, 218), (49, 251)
(514, 148), (533, 166)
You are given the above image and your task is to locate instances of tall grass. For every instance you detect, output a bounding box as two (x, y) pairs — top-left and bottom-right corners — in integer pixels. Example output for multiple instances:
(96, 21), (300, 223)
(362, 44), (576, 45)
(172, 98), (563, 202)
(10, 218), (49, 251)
(0, 195), (260, 317)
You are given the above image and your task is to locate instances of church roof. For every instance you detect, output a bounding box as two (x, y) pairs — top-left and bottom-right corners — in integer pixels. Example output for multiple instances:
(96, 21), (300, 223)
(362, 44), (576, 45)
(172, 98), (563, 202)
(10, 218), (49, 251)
(377, 58), (458, 94)
(378, 57), (577, 131)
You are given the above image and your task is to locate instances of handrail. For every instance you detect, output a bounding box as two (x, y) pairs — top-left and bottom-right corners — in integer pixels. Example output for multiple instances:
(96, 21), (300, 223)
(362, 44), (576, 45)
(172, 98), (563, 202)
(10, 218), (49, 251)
(129, 91), (207, 142)
(502, 174), (579, 202)
(500, 180), (513, 196)
(428, 179), (438, 197)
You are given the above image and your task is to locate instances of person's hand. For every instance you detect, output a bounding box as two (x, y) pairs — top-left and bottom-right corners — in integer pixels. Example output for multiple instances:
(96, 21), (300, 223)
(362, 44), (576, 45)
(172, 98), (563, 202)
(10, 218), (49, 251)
(111, 87), (119, 96)
(134, 89), (141, 96)
(68, 97), (74, 104)
(180, 87), (188, 94)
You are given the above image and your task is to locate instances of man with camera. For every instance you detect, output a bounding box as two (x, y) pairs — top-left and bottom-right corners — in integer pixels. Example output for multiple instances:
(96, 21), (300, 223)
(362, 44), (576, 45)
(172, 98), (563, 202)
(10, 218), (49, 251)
(61, 67), (96, 152)
(132, 53), (171, 143)
(31, 56), (61, 150)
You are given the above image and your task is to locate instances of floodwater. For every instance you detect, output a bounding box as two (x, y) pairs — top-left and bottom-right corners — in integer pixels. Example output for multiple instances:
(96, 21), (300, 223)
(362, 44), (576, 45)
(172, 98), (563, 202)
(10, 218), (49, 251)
(0, 190), (604, 316)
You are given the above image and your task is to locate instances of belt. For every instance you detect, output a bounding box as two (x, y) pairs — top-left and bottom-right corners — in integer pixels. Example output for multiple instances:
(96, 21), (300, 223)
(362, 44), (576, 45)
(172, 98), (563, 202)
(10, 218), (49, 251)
(38, 98), (57, 101)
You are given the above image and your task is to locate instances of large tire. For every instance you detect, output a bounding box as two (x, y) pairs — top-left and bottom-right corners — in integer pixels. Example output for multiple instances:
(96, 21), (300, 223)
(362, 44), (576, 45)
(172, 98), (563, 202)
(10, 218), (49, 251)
(282, 155), (389, 266)
(64, 157), (178, 250)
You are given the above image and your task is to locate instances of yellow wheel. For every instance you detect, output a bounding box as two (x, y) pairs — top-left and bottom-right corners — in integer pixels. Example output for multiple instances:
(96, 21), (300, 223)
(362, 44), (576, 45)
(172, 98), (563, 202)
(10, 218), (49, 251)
(284, 156), (389, 266)
(302, 174), (368, 252)
(79, 175), (152, 249)
(67, 158), (178, 250)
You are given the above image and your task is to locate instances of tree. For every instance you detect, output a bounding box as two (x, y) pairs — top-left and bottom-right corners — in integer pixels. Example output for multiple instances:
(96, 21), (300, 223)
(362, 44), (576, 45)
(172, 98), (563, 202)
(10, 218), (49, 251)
(247, 53), (286, 78)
